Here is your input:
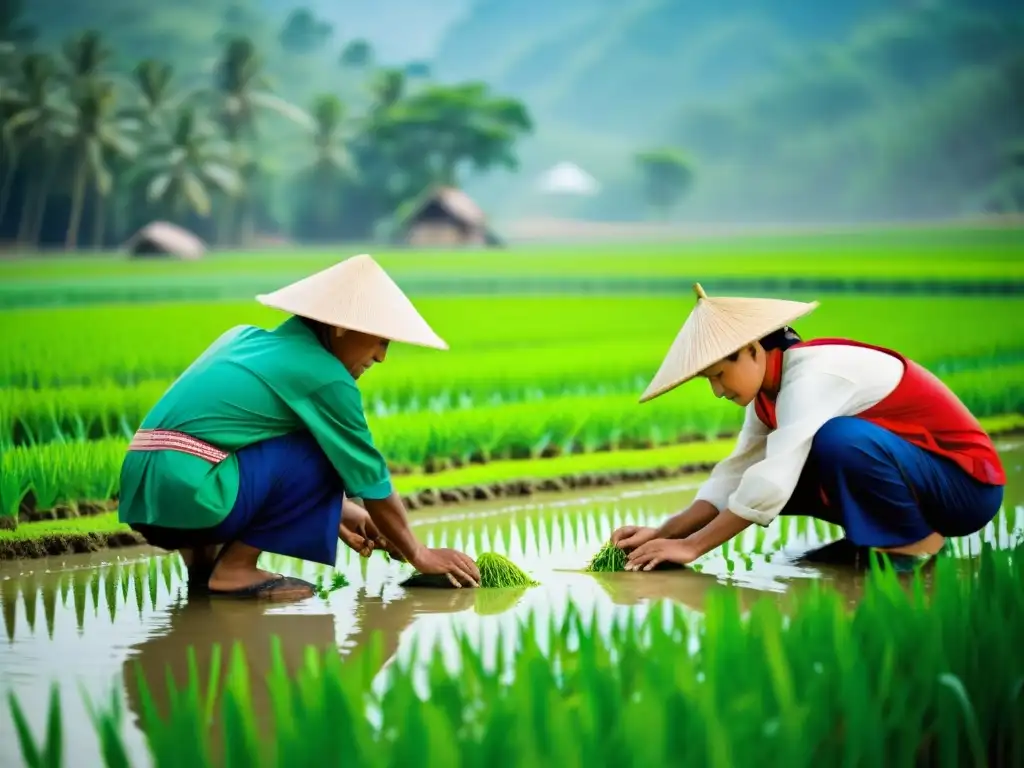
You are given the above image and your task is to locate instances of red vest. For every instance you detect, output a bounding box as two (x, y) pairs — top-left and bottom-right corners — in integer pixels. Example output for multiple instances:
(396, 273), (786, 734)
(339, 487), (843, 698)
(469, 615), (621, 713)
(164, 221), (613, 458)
(754, 338), (1006, 486)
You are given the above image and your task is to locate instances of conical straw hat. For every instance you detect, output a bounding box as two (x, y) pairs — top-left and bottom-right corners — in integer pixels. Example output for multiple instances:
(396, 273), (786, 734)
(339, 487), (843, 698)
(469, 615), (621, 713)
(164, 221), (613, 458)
(256, 254), (448, 350)
(639, 283), (819, 403)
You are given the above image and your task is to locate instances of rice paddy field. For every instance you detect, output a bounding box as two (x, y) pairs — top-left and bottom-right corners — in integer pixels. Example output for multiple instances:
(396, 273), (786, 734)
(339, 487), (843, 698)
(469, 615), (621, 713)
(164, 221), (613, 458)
(1, 227), (1023, 766)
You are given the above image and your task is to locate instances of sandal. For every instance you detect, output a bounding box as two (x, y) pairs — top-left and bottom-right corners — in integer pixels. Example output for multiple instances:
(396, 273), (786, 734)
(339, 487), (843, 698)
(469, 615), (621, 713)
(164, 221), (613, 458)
(795, 538), (867, 566)
(208, 574), (317, 598)
(797, 538), (949, 572)
(199, 541), (316, 600)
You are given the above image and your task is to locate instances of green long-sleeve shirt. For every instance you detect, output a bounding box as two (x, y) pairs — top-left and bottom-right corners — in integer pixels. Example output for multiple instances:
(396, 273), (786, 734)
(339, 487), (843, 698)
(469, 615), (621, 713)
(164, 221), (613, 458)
(118, 316), (393, 530)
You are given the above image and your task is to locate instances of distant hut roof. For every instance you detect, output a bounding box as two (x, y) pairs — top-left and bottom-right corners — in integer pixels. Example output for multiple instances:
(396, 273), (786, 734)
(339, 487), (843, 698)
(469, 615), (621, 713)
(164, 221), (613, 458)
(398, 186), (487, 228)
(537, 161), (600, 195)
(124, 222), (206, 260)
(392, 186), (502, 246)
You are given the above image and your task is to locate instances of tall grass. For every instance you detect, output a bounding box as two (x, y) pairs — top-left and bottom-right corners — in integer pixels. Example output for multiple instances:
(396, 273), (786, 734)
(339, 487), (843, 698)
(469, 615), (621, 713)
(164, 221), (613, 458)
(6, 541), (1023, 766)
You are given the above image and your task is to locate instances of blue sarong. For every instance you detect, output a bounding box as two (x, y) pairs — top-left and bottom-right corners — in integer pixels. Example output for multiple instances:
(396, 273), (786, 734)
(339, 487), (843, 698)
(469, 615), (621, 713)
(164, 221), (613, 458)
(781, 417), (1004, 547)
(132, 431), (345, 565)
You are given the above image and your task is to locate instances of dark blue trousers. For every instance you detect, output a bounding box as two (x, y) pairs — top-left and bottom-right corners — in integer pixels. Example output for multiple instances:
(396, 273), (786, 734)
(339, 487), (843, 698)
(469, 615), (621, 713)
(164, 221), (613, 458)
(133, 431), (347, 566)
(781, 417), (1004, 548)
(210, 431), (346, 565)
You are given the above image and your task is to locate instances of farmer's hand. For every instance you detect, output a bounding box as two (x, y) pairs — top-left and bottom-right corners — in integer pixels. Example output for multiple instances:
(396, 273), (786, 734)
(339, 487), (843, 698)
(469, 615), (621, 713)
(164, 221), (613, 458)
(625, 539), (699, 571)
(410, 548), (481, 588)
(611, 525), (659, 551)
(340, 502), (386, 557)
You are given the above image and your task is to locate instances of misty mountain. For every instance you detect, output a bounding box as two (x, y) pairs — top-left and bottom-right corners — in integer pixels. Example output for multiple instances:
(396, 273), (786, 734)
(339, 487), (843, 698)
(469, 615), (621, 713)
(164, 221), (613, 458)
(432, 0), (900, 136)
(263, 0), (470, 64)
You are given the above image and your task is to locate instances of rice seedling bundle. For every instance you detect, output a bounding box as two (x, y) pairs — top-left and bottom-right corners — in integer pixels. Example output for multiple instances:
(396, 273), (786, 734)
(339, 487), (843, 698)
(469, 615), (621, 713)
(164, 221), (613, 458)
(6, 541), (1022, 766)
(585, 541), (629, 572)
(400, 552), (538, 588)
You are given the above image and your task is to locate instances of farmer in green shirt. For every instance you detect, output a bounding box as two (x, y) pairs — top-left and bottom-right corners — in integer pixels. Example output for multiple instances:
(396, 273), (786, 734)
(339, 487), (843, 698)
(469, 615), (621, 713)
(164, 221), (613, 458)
(119, 254), (481, 600)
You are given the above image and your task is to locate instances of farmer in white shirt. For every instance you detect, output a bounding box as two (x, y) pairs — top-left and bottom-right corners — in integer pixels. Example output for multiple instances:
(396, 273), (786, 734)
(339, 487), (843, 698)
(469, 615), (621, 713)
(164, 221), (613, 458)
(612, 284), (1006, 571)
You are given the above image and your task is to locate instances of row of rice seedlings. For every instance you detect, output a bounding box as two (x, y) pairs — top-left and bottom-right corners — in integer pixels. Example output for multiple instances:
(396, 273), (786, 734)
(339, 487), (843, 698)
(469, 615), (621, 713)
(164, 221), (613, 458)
(7, 542), (1023, 766)
(1, 557), (181, 642)
(0, 394), (738, 522)
(2, 357), (1019, 523)
(3, 350), (1022, 449)
(3, 295), (1023, 389)
(4, 233), (1019, 284)
(0, 381), (169, 447)
(0, 438), (125, 521)
(270, 500), (1017, 584)
(4, 355), (1021, 462)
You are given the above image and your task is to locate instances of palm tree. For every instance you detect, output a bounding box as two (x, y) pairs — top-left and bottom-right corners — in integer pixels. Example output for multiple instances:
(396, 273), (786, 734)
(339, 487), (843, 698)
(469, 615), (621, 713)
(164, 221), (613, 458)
(310, 94), (353, 174)
(0, 52), (73, 243)
(206, 36), (312, 142)
(198, 36), (312, 243)
(298, 94), (355, 237)
(134, 105), (241, 220)
(63, 78), (138, 248)
(130, 59), (179, 128)
(369, 68), (405, 114)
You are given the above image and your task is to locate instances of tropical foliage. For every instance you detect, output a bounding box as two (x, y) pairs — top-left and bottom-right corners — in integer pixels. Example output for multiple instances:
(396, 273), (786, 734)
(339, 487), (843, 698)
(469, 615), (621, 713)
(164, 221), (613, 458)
(0, 7), (534, 249)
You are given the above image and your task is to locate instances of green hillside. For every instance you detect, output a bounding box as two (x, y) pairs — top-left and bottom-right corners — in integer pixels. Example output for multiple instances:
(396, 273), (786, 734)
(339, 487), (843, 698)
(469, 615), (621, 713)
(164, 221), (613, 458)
(431, 0), (1024, 223)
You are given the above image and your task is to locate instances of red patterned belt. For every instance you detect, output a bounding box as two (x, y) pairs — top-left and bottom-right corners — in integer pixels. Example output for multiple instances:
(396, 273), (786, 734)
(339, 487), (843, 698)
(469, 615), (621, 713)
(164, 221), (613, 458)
(128, 429), (230, 464)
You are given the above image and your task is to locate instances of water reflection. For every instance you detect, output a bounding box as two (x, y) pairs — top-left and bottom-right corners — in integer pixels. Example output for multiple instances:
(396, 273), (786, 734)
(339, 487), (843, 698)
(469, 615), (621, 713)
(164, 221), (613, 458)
(0, 448), (1020, 765)
(119, 585), (483, 757)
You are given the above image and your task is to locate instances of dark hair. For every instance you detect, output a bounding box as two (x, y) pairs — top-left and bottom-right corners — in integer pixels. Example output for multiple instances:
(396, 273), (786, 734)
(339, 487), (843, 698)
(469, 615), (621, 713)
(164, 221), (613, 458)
(759, 326), (803, 352)
(725, 326), (802, 361)
(300, 316), (334, 350)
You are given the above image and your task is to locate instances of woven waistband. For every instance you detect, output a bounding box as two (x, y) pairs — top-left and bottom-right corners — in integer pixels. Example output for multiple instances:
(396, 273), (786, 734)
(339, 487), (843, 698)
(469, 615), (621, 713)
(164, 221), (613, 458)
(128, 429), (229, 464)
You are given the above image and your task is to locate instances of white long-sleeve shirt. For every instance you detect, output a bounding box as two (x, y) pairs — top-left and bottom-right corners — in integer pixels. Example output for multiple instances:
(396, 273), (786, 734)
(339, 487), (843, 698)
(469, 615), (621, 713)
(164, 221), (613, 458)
(694, 343), (906, 526)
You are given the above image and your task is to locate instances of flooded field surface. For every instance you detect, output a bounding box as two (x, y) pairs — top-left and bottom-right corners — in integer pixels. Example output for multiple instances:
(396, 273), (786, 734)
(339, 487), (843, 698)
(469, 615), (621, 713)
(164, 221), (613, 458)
(2, 445), (1021, 766)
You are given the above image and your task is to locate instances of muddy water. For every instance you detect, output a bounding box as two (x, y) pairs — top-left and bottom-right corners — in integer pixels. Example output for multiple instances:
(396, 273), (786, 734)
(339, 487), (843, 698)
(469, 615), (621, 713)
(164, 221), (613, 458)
(1, 445), (1021, 767)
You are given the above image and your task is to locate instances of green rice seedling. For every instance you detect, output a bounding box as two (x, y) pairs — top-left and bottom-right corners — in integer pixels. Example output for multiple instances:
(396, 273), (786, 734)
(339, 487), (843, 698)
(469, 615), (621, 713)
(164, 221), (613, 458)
(476, 552), (538, 588)
(585, 539), (685, 572)
(7, 683), (63, 768)
(2, 293), (1022, 399)
(400, 552), (537, 589)
(312, 572), (349, 599)
(585, 540), (628, 572)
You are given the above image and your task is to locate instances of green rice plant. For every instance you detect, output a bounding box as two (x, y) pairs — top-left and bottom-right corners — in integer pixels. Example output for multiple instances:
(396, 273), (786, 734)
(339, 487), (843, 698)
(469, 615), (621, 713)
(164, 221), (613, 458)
(4, 374), (1016, 521)
(584, 538), (689, 573)
(312, 572), (349, 599)
(5, 539), (1022, 767)
(585, 540), (628, 572)
(1, 228), (1022, 293)
(400, 552), (537, 589)
(2, 295), (1023, 395)
(0, 439), (124, 519)
(476, 552), (538, 587)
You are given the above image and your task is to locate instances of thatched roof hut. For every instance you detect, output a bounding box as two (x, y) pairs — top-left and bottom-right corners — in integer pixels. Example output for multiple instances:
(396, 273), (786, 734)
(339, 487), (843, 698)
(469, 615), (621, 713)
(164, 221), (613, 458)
(124, 222), (206, 260)
(393, 187), (502, 247)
